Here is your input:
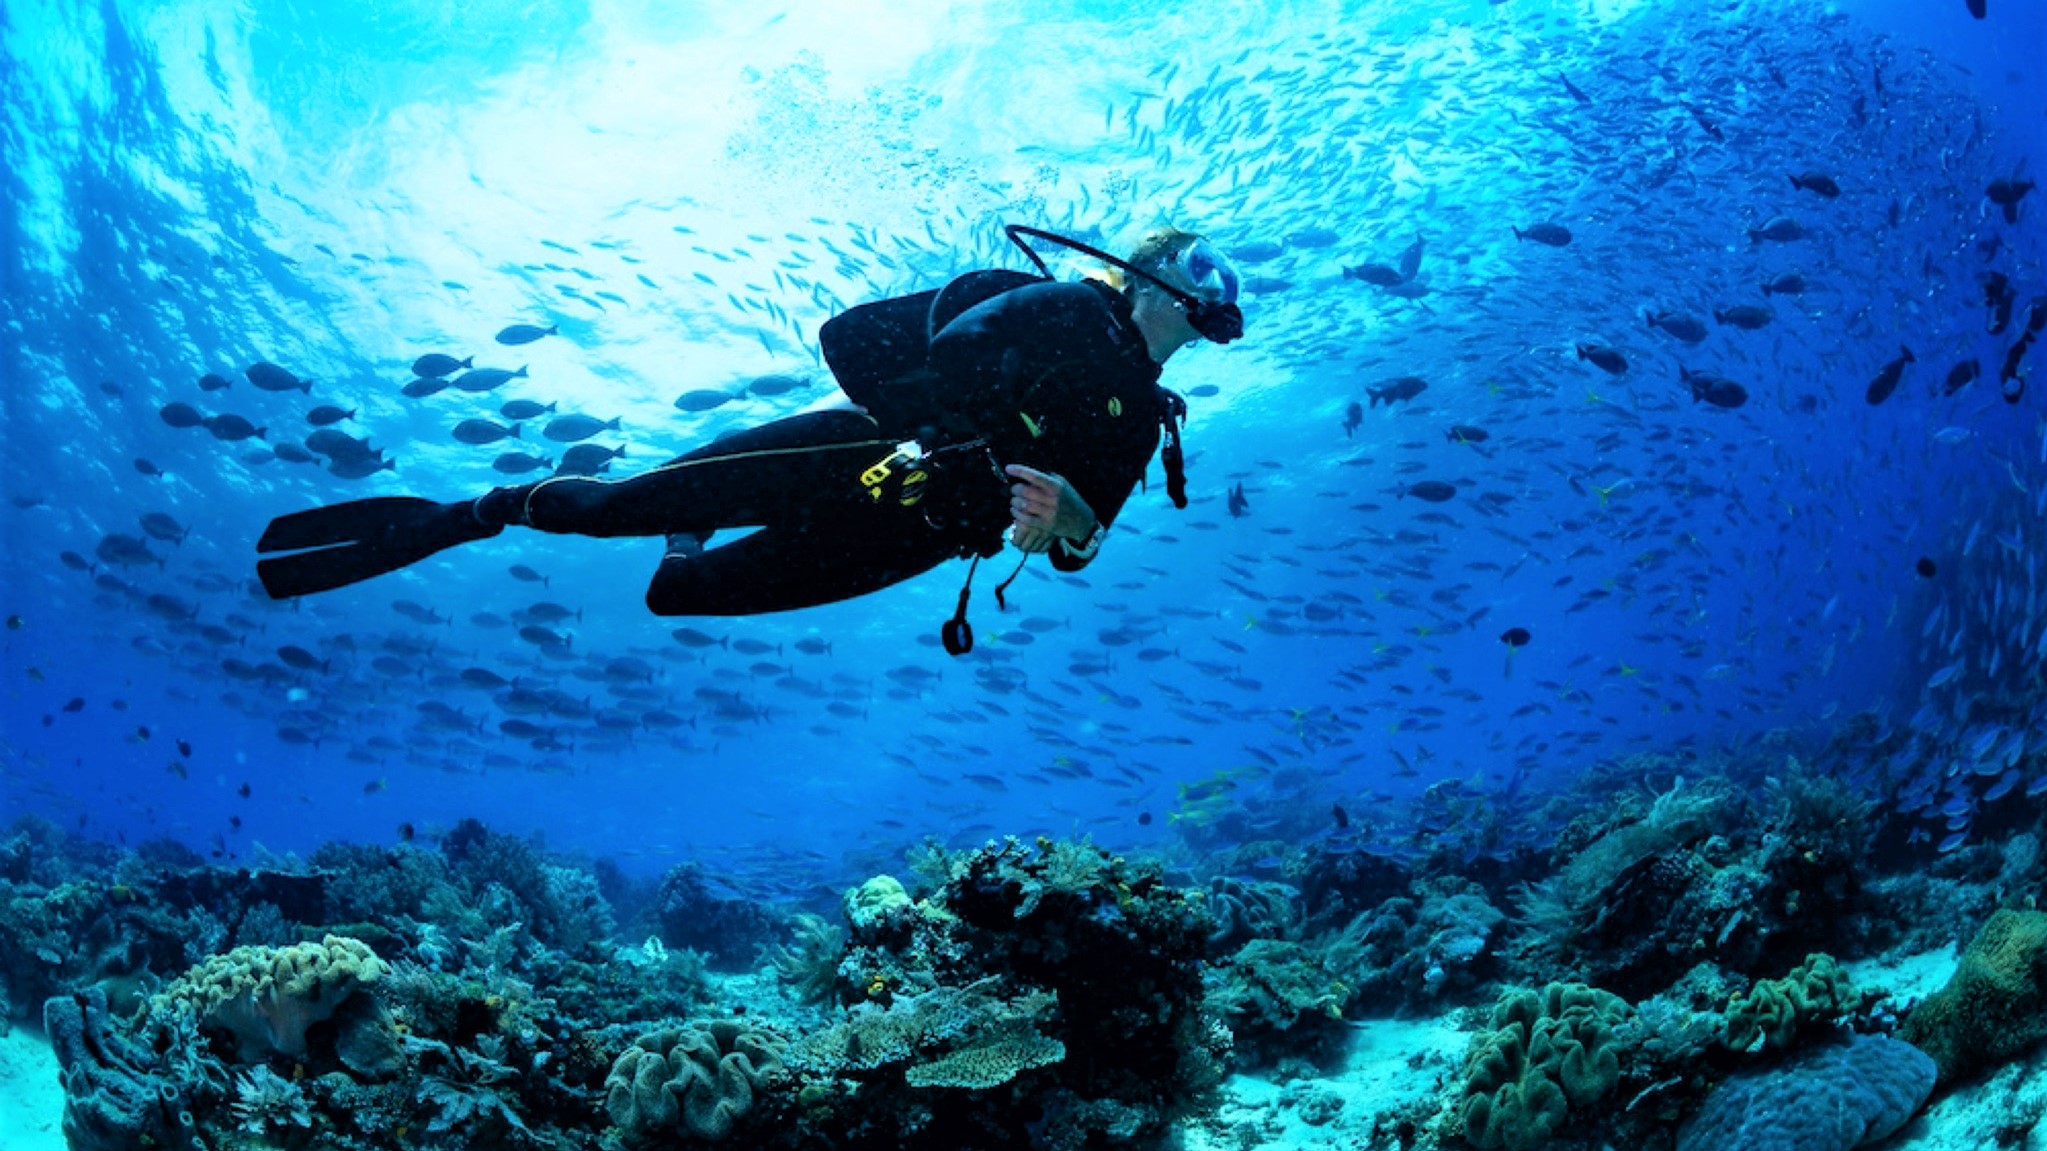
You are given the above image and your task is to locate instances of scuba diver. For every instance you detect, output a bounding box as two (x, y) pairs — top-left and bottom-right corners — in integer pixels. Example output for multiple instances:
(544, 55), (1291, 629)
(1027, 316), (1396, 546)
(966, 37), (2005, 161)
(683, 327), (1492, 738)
(255, 224), (1243, 652)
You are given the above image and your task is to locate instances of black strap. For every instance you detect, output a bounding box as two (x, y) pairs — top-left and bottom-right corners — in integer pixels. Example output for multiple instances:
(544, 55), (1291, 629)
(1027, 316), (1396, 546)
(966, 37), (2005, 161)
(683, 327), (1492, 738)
(1159, 387), (1189, 509)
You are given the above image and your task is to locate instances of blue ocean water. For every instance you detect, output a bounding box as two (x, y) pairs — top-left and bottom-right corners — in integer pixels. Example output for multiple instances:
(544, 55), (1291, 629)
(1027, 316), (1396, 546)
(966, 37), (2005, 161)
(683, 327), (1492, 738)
(1, 0), (2043, 877)
(5, 0), (2047, 1147)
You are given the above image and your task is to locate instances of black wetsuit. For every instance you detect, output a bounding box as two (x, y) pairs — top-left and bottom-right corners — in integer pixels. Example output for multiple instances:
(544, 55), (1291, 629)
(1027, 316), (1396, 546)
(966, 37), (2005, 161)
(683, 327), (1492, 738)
(515, 275), (1178, 616)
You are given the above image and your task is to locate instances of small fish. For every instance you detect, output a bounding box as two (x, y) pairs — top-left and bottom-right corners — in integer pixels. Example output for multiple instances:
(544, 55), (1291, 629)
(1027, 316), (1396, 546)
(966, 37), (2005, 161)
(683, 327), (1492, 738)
(202, 413), (266, 441)
(1681, 366), (1748, 409)
(1760, 272), (1807, 297)
(1944, 360), (1980, 396)
(159, 402), (205, 429)
(1227, 483), (1250, 518)
(1967, 0), (1985, 17)
(198, 372), (234, 391)
(543, 414), (622, 443)
(492, 451), (554, 474)
(674, 388), (737, 412)
(453, 419), (521, 445)
(62, 697), (85, 713)
(237, 782), (251, 799)
(364, 777), (387, 796)
(1789, 172), (1841, 198)
(133, 457), (165, 477)
(1712, 305), (1773, 330)
(1403, 480), (1457, 503)
(166, 761), (187, 780)
(1576, 343), (1629, 375)
(1864, 346), (1916, 406)
(245, 361), (312, 393)
(411, 353), (473, 378)
(495, 323), (559, 346)
(305, 405), (355, 426)
(1446, 425), (1489, 444)
(558, 443), (626, 475)
(400, 376), (451, 399)
(1986, 177), (2034, 224)
(1500, 627), (1532, 647)
(1366, 377), (1427, 408)
(1984, 272), (2016, 335)
(1331, 803), (1350, 830)
(138, 513), (188, 544)
(509, 564), (549, 586)
(177, 738), (193, 757)
(747, 374), (806, 397)
(1746, 216), (1806, 245)
(1916, 557), (1937, 578)
(1647, 311), (1709, 343)
(1512, 223), (1572, 246)
(452, 366), (530, 393)
(1343, 402), (1363, 438)
(1343, 263), (1406, 287)
(398, 822), (415, 842)
(500, 399), (559, 420)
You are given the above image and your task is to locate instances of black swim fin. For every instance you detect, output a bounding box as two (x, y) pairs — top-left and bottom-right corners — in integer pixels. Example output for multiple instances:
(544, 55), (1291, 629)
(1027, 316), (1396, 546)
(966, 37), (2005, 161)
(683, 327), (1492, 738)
(255, 497), (501, 599)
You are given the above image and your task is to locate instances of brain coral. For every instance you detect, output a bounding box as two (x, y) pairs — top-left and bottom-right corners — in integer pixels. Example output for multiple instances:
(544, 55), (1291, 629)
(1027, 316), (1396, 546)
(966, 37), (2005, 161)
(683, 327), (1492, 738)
(1458, 981), (1630, 1151)
(163, 934), (386, 1060)
(605, 1018), (783, 1142)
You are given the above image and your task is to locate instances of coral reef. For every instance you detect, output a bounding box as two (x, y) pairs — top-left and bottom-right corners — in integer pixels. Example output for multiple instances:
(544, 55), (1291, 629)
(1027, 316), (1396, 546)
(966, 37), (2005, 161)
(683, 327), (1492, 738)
(1899, 908), (2047, 1087)
(160, 933), (386, 1059)
(1723, 953), (1862, 1054)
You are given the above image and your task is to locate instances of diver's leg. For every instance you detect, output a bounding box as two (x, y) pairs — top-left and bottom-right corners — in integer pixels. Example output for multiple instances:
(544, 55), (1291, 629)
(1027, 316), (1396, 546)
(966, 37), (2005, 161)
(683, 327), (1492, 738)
(644, 515), (958, 616)
(475, 411), (895, 537)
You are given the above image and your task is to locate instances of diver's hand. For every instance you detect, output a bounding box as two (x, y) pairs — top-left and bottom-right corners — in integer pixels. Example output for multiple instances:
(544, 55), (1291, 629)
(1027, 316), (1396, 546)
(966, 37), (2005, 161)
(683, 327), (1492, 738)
(1006, 465), (1095, 553)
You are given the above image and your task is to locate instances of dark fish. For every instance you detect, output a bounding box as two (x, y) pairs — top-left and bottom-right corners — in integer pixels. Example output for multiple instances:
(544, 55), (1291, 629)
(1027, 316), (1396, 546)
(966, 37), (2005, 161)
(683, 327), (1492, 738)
(674, 388), (737, 412)
(277, 645), (328, 672)
(138, 513), (188, 543)
(397, 822), (415, 842)
(1712, 305), (1773, 330)
(1575, 343), (1629, 375)
(671, 627), (727, 649)
(133, 457), (165, 477)
(177, 738), (193, 757)
(96, 533), (163, 568)
(1864, 346), (1915, 406)
(159, 402), (205, 428)
(62, 697), (85, 713)
(1966, 0), (1985, 16)
(203, 413), (266, 441)
(1789, 172), (1841, 198)
(1343, 402), (1363, 438)
(327, 456), (395, 479)
(1331, 803), (1350, 830)
(453, 419), (521, 445)
(1500, 627), (1531, 647)
(1985, 271), (2016, 335)
(1396, 235), (1426, 281)
(59, 550), (93, 572)
(453, 366), (529, 393)
(1760, 272), (1807, 297)
(1915, 557), (1937, 578)
(1446, 425), (1489, 443)
(1367, 376), (1427, 408)
(1986, 178), (2034, 224)
(198, 372), (233, 391)
(1556, 74), (1590, 104)
(1231, 241), (1284, 264)
(500, 399), (558, 420)
(1227, 483), (1250, 518)
(1647, 311), (1708, 343)
(245, 361), (312, 393)
(411, 353), (472, 378)
(509, 564), (549, 586)
(1512, 223), (1572, 246)
(401, 377), (452, 399)
(495, 323), (559, 346)
(747, 374), (806, 397)
(1343, 263), (1406, 286)
(558, 443), (626, 475)
(306, 405), (355, 426)
(543, 414), (621, 442)
(1680, 366), (1748, 409)
(492, 451), (553, 474)
(1403, 480), (1457, 503)
(1943, 360), (1980, 396)
(519, 624), (570, 649)
(1746, 216), (1806, 244)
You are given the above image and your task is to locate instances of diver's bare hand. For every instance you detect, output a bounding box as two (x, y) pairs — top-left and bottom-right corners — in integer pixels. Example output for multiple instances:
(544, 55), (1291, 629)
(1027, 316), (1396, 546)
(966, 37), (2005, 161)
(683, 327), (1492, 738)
(1005, 465), (1095, 550)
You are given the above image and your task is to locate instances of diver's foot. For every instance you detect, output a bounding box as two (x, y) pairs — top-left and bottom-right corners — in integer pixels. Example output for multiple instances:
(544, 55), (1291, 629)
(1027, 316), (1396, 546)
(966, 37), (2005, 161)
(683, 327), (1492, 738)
(664, 531), (710, 559)
(472, 484), (532, 529)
